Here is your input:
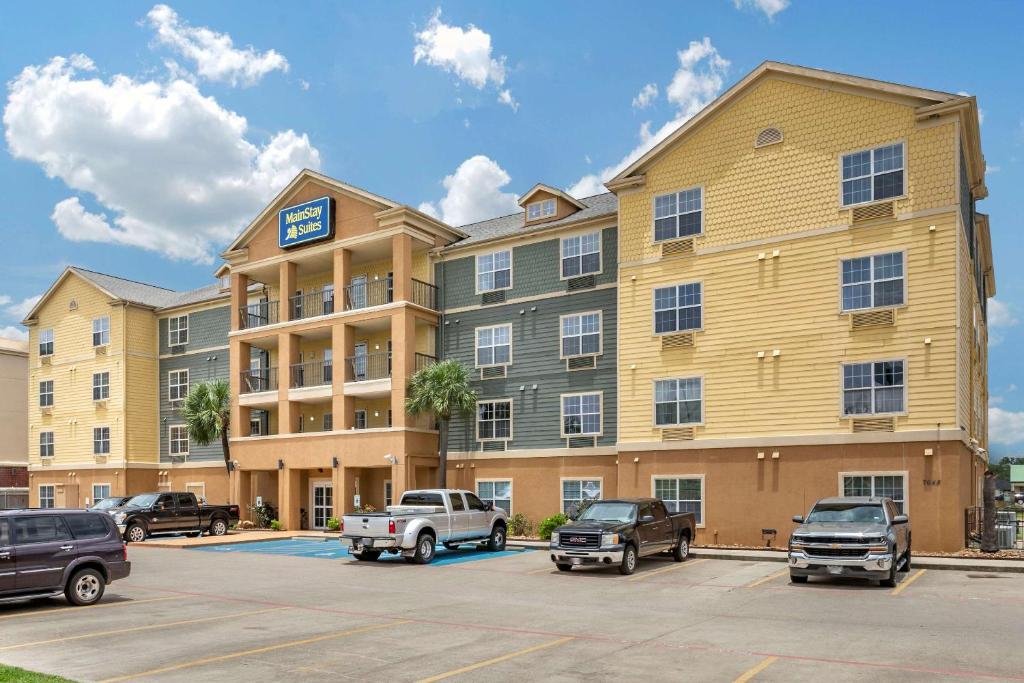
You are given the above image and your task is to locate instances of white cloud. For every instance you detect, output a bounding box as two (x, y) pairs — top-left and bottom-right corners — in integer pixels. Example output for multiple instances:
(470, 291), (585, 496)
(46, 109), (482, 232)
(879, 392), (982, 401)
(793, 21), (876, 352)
(413, 9), (515, 110)
(0, 296), (10, 307)
(989, 299), (1018, 328)
(0, 326), (28, 341)
(733, 0), (790, 19)
(990, 407), (1024, 445)
(299, 79), (310, 91)
(146, 4), (288, 87)
(419, 155), (520, 226)
(632, 83), (659, 110)
(568, 38), (729, 198)
(4, 54), (320, 264)
(5, 295), (41, 320)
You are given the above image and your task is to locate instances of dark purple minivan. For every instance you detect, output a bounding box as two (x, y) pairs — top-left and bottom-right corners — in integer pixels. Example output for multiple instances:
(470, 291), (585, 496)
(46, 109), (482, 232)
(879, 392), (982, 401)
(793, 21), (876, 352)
(0, 509), (130, 606)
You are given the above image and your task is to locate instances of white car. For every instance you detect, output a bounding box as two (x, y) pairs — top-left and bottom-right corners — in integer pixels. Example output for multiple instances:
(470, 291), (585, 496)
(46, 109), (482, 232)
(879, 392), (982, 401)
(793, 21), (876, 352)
(340, 489), (509, 564)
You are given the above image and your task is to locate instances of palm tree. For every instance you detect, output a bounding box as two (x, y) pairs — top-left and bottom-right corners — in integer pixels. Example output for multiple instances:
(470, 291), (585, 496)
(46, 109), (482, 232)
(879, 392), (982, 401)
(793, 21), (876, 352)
(181, 379), (232, 474)
(405, 359), (476, 488)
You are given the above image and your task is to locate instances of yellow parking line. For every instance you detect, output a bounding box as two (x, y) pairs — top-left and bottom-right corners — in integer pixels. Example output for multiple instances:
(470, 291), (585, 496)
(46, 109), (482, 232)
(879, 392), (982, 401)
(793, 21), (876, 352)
(745, 568), (790, 589)
(100, 620), (411, 683)
(0, 606), (288, 651)
(0, 595), (186, 621)
(626, 558), (709, 582)
(733, 655), (778, 682)
(417, 636), (574, 683)
(890, 568), (926, 596)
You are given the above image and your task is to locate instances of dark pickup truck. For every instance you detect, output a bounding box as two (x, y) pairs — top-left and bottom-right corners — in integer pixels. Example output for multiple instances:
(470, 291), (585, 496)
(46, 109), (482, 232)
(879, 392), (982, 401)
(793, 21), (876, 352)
(109, 492), (239, 543)
(550, 498), (696, 575)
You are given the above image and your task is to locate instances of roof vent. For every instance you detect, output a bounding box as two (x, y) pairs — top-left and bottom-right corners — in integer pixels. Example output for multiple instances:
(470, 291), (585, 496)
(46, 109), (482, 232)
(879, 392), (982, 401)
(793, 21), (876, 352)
(68, 299), (78, 311)
(755, 127), (783, 148)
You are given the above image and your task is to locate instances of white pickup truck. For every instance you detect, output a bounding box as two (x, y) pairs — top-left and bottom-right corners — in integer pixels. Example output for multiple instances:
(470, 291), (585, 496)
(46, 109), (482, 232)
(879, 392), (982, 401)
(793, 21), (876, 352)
(340, 489), (509, 564)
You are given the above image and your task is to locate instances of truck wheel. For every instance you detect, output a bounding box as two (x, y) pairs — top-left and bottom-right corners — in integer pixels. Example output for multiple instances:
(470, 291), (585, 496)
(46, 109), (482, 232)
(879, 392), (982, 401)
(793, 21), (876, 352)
(487, 525), (507, 552)
(125, 523), (146, 543)
(556, 563), (572, 572)
(412, 533), (436, 564)
(790, 573), (808, 584)
(65, 568), (105, 606)
(354, 550), (381, 561)
(210, 519), (228, 537)
(880, 550), (899, 588)
(673, 534), (690, 562)
(618, 544), (638, 575)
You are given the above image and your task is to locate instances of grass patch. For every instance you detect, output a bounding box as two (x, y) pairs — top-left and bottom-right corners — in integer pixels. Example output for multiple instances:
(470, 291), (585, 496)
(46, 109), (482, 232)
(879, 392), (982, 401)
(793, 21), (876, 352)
(0, 665), (76, 683)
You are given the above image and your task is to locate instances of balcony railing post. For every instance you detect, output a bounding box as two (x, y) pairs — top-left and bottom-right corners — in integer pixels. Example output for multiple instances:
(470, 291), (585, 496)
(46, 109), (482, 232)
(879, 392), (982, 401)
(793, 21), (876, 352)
(411, 279), (438, 310)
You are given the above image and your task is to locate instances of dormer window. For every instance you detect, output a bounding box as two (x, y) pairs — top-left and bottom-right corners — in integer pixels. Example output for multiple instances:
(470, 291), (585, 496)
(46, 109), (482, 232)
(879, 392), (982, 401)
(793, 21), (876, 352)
(528, 199), (556, 221)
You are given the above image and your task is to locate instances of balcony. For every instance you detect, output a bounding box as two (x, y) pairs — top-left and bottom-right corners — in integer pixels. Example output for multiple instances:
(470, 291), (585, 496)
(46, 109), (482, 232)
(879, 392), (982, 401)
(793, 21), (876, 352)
(239, 367), (278, 408)
(290, 359), (333, 388)
(343, 278), (437, 312)
(239, 301), (279, 330)
(345, 351), (391, 383)
(290, 289), (335, 321)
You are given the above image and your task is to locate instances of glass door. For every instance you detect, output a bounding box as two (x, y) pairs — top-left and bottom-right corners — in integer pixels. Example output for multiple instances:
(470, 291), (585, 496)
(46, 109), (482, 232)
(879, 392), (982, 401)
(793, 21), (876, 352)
(310, 480), (333, 530)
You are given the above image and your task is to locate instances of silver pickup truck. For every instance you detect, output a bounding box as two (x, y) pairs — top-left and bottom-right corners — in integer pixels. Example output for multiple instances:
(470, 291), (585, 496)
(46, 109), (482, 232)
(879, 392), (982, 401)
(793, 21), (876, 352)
(789, 496), (911, 587)
(340, 489), (509, 564)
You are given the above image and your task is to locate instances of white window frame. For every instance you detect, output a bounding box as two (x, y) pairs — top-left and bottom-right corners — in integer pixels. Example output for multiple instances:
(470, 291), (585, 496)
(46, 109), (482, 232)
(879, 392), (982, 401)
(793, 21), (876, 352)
(39, 431), (54, 458)
(168, 314), (189, 346)
(476, 479), (513, 515)
(186, 482), (206, 500)
(476, 399), (513, 442)
(653, 281), (703, 335)
(92, 316), (110, 347)
(169, 424), (189, 456)
(653, 376), (705, 427)
(560, 392), (603, 437)
(652, 475), (705, 528)
(92, 483), (111, 504)
(168, 369), (189, 403)
(39, 380), (53, 407)
(839, 141), (906, 207)
(93, 426), (111, 455)
(527, 198), (556, 221)
(39, 328), (54, 357)
(384, 480), (393, 507)
(653, 185), (703, 242)
(839, 251), (906, 312)
(560, 311), (603, 359)
(840, 359), (907, 417)
(475, 250), (513, 294)
(92, 371), (109, 401)
(249, 413), (262, 436)
(560, 477), (602, 516)
(838, 471), (909, 515)
(560, 231), (602, 279)
(475, 324), (512, 368)
(38, 484), (55, 509)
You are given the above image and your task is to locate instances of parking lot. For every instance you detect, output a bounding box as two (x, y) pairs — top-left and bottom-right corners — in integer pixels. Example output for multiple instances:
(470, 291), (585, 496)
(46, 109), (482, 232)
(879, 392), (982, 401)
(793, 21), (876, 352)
(0, 539), (1022, 682)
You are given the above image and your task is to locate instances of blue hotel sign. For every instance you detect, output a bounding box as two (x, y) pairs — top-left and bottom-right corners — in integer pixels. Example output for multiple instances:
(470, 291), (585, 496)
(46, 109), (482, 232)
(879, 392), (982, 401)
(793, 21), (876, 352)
(279, 196), (334, 249)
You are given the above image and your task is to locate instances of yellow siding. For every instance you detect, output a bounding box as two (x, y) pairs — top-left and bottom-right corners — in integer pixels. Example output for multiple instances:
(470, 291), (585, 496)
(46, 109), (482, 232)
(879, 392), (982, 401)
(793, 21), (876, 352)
(124, 305), (159, 463)
(412, 252), (430, 283)
(955, 220), (988, 449)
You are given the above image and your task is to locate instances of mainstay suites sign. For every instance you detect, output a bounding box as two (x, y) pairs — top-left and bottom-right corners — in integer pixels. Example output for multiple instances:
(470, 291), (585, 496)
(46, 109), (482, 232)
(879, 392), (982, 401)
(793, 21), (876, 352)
(278, 196), (334, 248)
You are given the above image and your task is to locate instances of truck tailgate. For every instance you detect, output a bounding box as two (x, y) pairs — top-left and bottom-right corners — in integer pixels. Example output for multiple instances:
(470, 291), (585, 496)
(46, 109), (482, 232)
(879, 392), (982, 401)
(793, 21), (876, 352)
(342, 514), (393, 537)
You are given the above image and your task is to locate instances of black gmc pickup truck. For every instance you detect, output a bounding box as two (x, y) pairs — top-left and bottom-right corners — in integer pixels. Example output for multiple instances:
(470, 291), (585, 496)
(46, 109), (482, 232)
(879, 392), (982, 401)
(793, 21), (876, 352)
(109, 492), (240, 543)
(550, 498), (696, 575)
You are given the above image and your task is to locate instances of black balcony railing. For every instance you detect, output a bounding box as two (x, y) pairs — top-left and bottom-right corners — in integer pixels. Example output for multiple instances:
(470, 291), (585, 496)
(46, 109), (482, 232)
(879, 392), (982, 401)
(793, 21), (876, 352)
(240, 367), (278, 394)
(290, 359), (333, 388)
(345, 352), (391, 382)
(239, 301), (279, 329)
(411, 279), (438, 310)
(415, 353), (436, 372)
(290, 288), (335, 321)
(345, 278), (392, 311)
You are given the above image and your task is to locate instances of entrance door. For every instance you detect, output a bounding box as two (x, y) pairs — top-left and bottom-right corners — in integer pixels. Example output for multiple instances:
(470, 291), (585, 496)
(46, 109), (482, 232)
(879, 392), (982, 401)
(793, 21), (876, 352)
(310, 480), (333, 530)
(350, 276), (367, 310)
(353, 342), (368, 381)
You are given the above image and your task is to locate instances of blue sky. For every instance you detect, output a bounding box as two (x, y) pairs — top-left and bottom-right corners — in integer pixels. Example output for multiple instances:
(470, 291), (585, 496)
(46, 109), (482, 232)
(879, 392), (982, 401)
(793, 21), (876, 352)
(1, 1), (1021, 455)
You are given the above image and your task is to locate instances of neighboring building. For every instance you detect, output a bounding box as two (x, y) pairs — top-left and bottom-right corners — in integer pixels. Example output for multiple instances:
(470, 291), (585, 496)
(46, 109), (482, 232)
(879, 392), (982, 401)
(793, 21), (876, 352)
(1011, 465), (1024, 494)
(437, 185), (620, 518)
(22, 267), (232, 507)
(0, 337), (29, 509)
(604, 62), (992, 552)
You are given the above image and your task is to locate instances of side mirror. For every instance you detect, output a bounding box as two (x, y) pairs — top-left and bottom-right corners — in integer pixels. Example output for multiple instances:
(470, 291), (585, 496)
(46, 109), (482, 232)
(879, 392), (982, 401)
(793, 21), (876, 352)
(792, 515), (804, 524)
(484, 502), (494, 512)
(892, 515), (908, 524)
(639, 514), (655, 524)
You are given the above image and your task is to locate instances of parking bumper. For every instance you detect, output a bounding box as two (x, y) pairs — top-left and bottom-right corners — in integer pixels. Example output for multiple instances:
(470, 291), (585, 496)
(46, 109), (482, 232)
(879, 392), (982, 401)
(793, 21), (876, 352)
(789, 550), (893, 579)
(550, 545), (625, 567)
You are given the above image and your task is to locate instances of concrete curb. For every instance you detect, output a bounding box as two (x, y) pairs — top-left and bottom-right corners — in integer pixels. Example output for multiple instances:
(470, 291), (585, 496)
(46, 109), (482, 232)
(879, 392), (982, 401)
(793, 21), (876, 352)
(135, 533), (337, 549)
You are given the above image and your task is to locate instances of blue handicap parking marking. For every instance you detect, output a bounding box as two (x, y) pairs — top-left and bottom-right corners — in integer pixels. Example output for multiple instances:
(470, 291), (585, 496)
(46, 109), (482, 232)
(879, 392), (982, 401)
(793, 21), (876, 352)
(190, 538), (530, 564)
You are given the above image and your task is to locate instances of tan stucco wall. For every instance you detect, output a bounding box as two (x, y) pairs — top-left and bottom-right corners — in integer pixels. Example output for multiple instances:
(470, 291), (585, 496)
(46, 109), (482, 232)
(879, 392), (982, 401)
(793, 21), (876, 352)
(0, 341), (28, 466)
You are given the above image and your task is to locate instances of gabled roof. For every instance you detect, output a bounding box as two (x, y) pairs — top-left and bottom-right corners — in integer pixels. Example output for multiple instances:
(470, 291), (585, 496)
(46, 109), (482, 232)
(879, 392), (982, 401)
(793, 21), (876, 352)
(518, 183), (587, 211)
(608, 61), (967, 188)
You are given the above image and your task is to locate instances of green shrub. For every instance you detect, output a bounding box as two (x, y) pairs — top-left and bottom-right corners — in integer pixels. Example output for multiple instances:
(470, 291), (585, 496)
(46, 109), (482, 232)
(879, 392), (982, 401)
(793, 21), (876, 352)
(537, 513), (568, 540)
(326, 517), (340, 531)
(247, 503), (275, 529)
(507, 513), (533, 537)
(270, 520), (283, 531)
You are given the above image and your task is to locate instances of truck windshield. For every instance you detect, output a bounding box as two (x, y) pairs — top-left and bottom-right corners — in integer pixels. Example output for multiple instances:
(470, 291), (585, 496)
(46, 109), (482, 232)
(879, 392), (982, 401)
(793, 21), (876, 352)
(91, 498), (123, 510)
(806, 504), (885, 524)
(125, 494), (159, 508)
(577, 502), (636, 524)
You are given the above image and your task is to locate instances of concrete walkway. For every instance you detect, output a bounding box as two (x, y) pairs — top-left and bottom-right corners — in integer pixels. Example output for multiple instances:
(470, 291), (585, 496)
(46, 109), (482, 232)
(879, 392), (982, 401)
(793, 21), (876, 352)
(138, 530), (338, 549)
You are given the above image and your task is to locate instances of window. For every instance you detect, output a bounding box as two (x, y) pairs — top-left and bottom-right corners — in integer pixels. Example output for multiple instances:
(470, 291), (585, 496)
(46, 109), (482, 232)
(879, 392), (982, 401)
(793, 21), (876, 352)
(249, 414), (262, 436)
(561, 312), (601, 357)
(323, 413), (333, 431)
(841, 142), (904, 206)
(476, 325), (511, 367)
(477, 400), (512, 441)
(13, 515), (71, 543)
(655, 477), (704, 524)
(842, 360), (905, 415)
(561, 479), (601, 515)
(38, 486), (55, 509)
(841, 252), (904, 311)
(92, 316), (110, 346)
(355, 410), (367, 430)
(654, 283), (702, 334)
(0, 520), (8, 545)
(66, 514), (110, 539)
(168, 369), (189, 402)
(384, 480), (393, 507)
(477, 480), (512, 514)
(93, 427), (110, 455)
(168, 315), (189, 346)
(562, 393), (601, 436)
(169, 425), (189, 456)
(527, 198), (556, 220)
(477, 251), (511, 292)
(841, 473), (906, 514)
(654, 187), (702, 241)
(654, 377), (703, 426)
(465, 492), (488, 511)
(449, 492), (466, 511)
(561, 232), (601, 278)
(92, 484), (111, 503)
(181, 489), (202, 506)
(39, 380), (53, 407)
(39, 431), (54, 458)
(92, 372), (109, 401)
(39, 328), (54, 357)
